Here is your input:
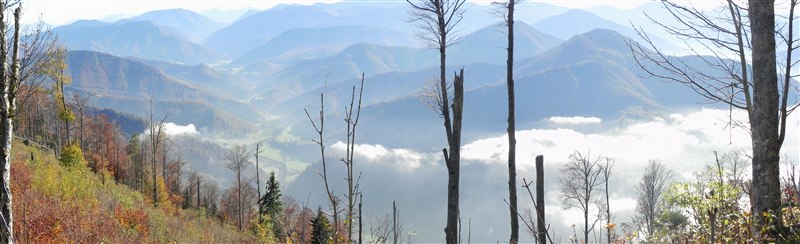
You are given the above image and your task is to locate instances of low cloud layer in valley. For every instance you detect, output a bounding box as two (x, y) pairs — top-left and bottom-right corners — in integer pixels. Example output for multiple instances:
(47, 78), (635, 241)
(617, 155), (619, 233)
(286, 108), (799, 242)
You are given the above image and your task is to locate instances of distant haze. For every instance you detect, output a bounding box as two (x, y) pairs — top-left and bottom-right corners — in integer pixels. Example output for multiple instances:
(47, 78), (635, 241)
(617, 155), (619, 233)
(21, 0), (723, 25)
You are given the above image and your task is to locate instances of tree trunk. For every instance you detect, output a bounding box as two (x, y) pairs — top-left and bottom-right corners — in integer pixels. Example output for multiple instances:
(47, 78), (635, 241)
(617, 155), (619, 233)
(197, 177), (201, 208)
(256, 143), (261, 223)
(505, 2), (518, 243)
(444, 69), (464, 244)
(437, 7), (457, 243)
(536, 156), (546, 244)
(605, 180), (611, 243)
(0, 116), (12, 243)
(0, 6), (20, 243)
(237, 171), (242, 232)
(584, 201), (589, 243)
(748, 0), (782, 239)
(393, 201), (398, 244)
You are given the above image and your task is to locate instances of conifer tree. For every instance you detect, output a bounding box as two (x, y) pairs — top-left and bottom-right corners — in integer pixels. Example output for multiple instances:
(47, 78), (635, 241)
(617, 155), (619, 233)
(311, 207), (332, 244)
(259, 171), (283, 239)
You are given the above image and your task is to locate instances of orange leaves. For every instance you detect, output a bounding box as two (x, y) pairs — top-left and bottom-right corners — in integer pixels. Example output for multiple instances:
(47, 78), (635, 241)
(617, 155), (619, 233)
(114, 207), (149, 238)
(11, 140), (257, 243)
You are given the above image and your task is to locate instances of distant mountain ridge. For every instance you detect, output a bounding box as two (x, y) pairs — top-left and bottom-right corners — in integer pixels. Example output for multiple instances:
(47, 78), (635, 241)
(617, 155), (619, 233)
(55, 20), (222, 65)
(66, 50), (266, 135)
(229, 25), (418, 68)
(318, 28), (709, 149)
(449, 21), (562, 65)
(204, 4), (412, 57)
(533, 9), (679, 53)
(122, 8), (224, 43)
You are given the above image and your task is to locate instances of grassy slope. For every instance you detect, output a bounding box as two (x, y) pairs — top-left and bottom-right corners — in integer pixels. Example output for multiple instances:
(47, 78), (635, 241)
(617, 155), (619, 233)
(10, 140), (256, 243)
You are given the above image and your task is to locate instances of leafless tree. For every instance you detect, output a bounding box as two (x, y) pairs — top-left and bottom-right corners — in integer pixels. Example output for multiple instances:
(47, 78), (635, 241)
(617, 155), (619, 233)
(184, 171), (201, 208)
(559, 151), (604, 243)
(406, 1), (466, 242)
(16, 14), (58, 119)
(629, 1), (798, 238)
(368, 213), (393, 244)
(634, 160), (673, 241)
(148, 101), (167, 208)
(225, 144), (251, 232)
(719, 149), (750, 194)
(253, 139), (263, 223)
(219, 183), (258, 230)
(601, 158), (615, 243)
(281, 195), (315, 243)
(519, 176), (554, 244)
(490, 0), (521, 243)
(304, 91), (341, 239)
(341, 74), (364, 242)
(71, 93), (89, 152)
(167, 151), (187, 195)
(201, 177), (220, 215)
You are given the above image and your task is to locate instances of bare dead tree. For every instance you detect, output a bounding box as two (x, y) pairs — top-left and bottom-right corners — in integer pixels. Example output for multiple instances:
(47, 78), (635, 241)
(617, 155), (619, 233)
(601, 158), (615, 243)
(368, 212), (393, 244)
(405, 2), (466, 242)
(629, 1), (798, 238)
(225, 144), (250, 232)
(71, 93), (89, 152)
(489, 0), (522, 243)
(559, 151), (604, 243)
(519, 178), (554, 244)
(341, 74), (365, 242)
(254, 139), (263, 223)
(634, 160), (674, 240)
(148, 100), (168, 208)
(16, 15), (58, 120)
(201, 177), (220, 215)
(168, 151), (187, 195)
(719, 149), (750, 194)
(392, 200), (402, 244)
(304, 90), (341, 239)
(535, 155), (548, 244)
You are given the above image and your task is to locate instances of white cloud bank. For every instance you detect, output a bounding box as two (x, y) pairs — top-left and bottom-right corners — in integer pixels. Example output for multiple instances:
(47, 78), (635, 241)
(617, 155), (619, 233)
(326, 108), (799, 236)
(330, 141), (436, 170)
(163, 123), (199, 136)
(144, 123), (199, 137)
(463, 108), (790, 173)
(547, 116), (603, 125)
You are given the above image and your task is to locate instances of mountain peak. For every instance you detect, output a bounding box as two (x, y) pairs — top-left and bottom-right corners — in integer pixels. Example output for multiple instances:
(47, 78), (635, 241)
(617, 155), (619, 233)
(575, 28), (632, 45)
(125, 8), (222, 43)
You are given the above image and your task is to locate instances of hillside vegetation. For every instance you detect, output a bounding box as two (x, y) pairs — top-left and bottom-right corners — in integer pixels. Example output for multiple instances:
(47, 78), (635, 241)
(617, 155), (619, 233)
(10, 140), (255, 243)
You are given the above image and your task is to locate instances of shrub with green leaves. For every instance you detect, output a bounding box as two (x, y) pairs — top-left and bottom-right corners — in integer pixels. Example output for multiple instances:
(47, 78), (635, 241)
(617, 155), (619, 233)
(59, 142), (86, 168)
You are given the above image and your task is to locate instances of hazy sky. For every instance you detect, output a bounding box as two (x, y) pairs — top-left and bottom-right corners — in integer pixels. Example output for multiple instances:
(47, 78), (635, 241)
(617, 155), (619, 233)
(20, 0), (723, 25)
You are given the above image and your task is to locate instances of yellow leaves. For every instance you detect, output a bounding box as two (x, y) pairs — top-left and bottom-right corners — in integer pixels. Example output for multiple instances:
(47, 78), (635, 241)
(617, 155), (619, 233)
(57, 108), (75, 123)
(14, 139), (256, 243)
(155, 176), (175, 213)
(59, 142), (87, 168)
(43, 45), (70, 83)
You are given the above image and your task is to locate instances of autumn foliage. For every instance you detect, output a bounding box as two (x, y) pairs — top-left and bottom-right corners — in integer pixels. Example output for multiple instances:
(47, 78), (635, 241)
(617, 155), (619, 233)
(11, 140), (256, 243)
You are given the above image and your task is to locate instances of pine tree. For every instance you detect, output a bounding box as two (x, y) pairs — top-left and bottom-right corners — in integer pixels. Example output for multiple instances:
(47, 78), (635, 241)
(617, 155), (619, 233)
(311, 207), (332, 244)
(259, 172), (284, 239)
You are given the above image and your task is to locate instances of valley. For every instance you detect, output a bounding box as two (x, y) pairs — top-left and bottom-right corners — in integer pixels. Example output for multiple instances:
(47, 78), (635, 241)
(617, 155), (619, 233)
(7, 0), (800, 243)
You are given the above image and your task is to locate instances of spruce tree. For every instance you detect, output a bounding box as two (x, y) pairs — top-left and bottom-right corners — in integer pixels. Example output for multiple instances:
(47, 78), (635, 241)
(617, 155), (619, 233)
(259, 172), (283, 239)
(311, 207), (332, 244)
